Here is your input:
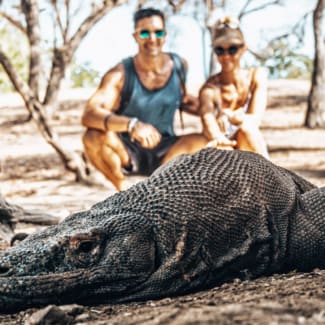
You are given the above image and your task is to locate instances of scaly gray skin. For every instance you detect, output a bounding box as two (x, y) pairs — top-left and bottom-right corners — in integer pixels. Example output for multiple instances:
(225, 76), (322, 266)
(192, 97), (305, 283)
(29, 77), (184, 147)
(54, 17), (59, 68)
(0, 148), (324, 312)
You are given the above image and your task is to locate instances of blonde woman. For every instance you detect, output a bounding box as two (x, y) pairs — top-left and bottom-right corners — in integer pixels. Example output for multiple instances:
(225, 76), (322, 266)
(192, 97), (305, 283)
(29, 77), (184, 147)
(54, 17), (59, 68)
(199, 16), (269, 157)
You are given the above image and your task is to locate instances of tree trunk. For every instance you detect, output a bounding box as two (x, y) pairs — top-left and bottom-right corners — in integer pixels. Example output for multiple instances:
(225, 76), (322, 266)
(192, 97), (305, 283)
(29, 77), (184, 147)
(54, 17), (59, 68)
(21, 0), (42, 100)
(305, 0), (325, 128)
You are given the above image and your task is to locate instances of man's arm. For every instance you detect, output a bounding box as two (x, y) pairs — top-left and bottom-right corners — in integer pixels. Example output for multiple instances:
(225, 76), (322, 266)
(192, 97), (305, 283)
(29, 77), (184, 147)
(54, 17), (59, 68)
(81, 64), (161, 149)
(81, 64), (131, 133)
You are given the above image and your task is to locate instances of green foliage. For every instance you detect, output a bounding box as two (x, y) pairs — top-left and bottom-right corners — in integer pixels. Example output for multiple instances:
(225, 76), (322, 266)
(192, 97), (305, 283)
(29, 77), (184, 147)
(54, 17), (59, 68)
(70, 60), (101, 88)
(260, 39), (313, 79)
(0, 25), (29, 93)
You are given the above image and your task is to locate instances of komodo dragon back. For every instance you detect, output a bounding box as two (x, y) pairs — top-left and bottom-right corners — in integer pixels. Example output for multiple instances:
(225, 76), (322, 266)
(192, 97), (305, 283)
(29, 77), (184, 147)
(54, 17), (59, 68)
(0, 148), (323, 312)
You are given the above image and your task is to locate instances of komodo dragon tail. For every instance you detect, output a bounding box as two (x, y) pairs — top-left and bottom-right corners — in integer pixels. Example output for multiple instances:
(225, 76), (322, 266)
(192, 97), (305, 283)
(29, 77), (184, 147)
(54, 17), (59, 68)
(289, 186), (325, 271)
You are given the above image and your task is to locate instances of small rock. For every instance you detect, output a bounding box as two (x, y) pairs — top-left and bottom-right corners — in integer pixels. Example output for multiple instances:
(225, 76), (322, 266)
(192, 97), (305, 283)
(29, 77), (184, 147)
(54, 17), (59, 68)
(26, 305), (73, 325)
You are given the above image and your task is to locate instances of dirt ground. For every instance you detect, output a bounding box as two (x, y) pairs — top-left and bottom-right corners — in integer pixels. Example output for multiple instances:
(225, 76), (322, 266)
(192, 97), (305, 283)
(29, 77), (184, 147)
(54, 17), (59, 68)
(0, 79), (324, 324)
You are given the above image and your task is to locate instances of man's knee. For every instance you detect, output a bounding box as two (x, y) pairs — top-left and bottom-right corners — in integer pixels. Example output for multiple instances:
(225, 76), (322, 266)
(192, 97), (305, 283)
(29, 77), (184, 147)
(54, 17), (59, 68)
(105, 131), (123, 148)
(82, 129), (104, 149)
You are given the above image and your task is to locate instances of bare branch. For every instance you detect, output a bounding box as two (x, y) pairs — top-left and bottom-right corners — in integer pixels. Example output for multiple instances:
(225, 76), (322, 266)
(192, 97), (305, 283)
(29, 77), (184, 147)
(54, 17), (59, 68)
(238, 0), (251, 17)
(268, 11), (311, 47)
(0, 48), (54, 139)
(51, 0), (66, 42)
(167, 0), (187, 13)
(247, 47), (268, 61)
(0, 49), (33, 112)
(205, 0), (214, 12)
(69, 0), (127, 54)
(43, 0), (127, 107)
(0, 11), (26, 34)
(137, 0), (152, 9)
(21, 0), (42, 99)
(239, 0), (283, 19)
(64, 0), (70, 42)
(71, 1), (83, 18)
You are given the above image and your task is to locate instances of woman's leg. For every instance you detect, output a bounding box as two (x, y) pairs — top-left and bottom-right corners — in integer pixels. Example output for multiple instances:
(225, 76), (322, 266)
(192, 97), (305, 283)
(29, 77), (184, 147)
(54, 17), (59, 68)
(236, 125), (269, 158)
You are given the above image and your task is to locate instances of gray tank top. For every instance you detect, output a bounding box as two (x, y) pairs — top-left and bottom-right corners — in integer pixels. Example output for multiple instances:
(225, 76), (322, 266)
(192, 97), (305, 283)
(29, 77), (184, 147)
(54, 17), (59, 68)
(119, 57), (182, 137)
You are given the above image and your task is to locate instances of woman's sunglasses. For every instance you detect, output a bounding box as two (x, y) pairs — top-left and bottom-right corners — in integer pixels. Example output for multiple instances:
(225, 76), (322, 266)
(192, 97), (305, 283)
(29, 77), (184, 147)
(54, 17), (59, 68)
(214, 45), (242, 56)
(138, 29), (165, 39)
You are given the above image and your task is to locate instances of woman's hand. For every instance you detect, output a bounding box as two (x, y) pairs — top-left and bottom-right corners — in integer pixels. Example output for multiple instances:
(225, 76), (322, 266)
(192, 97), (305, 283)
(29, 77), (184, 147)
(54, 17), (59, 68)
(205, 132), (237, 149)
(222, 108), (245, 125)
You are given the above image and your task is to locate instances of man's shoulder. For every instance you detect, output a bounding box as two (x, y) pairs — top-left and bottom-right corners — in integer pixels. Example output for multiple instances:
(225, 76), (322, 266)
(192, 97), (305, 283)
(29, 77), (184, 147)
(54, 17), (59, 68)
(109, 61), (127, 74)
(168, 51), (183, 60)
(168, 52), (187, 70)
(120, 56), (134, 66)
(99, 62), (126, 88)
(167, 52), (187, 87)
(103, 56), (135, 77)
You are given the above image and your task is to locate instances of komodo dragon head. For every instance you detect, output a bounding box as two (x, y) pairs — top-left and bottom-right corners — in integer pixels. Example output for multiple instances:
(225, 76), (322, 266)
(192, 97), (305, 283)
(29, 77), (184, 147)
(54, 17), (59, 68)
(0, 202), (159, 312)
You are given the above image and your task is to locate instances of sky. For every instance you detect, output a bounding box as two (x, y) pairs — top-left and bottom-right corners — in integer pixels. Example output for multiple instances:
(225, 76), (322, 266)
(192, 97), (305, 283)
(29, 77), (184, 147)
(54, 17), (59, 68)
(74, 0), (317, 90)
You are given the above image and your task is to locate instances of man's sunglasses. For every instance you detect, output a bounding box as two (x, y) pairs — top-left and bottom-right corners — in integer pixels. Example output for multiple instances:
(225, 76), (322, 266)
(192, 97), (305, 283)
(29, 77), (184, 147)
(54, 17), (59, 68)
(138, 29), (165, 39)
(214, 45), (242, 56)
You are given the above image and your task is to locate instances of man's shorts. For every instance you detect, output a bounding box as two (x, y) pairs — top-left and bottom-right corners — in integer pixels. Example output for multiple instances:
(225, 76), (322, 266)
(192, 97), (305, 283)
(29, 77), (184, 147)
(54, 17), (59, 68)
(119, 133), (179, 176)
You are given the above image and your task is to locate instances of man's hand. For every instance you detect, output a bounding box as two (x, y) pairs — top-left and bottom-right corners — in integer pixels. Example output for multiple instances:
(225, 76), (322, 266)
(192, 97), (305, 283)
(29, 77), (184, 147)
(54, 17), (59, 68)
(181, 94), (200, 115)
(131, 121), (162, 149)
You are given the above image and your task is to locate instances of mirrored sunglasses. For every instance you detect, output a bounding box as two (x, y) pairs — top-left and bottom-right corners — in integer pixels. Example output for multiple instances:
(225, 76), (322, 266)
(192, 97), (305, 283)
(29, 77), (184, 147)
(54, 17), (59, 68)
(214, 45), (242, 56)
(138, 29), (165, 39)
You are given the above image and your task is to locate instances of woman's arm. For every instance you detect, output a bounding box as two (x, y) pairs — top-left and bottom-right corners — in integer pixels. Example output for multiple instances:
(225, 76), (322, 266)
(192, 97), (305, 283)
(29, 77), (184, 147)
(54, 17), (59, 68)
(224, 67), (268, 128)
(199, 84), (236, 147)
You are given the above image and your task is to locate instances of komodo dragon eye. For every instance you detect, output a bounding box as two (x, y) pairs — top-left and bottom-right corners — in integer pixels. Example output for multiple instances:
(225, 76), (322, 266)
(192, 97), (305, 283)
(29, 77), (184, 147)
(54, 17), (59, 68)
(65, 231), (105, 268)
(78, 241), (96, 253)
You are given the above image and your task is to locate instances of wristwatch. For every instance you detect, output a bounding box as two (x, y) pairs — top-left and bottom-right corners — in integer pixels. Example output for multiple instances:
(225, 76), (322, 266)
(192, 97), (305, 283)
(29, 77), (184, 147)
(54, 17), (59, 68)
(128, 117), (139, 140)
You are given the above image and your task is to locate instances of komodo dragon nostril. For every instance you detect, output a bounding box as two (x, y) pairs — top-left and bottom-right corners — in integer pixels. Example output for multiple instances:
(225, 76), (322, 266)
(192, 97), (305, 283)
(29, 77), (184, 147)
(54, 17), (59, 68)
(0, 265), (11, 275)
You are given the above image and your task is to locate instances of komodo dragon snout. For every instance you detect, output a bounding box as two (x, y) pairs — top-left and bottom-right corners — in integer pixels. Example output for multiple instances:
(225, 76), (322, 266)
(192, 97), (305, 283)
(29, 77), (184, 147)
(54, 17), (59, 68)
(0, 148), (324, 312)
(0, 211), (157, 311)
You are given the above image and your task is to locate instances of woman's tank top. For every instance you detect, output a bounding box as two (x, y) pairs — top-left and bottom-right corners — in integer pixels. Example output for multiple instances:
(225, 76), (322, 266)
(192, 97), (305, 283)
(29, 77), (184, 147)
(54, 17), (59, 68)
(119, 57), (182, 137)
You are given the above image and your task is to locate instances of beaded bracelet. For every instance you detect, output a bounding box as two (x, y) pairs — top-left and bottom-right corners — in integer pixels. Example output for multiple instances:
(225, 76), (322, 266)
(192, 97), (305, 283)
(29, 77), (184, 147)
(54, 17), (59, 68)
(103, 114), (112, 131)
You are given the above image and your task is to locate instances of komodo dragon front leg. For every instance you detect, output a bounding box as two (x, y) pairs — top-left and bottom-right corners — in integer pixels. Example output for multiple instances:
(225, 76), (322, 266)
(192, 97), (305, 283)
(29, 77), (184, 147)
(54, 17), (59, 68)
(0, 148), (323, 312)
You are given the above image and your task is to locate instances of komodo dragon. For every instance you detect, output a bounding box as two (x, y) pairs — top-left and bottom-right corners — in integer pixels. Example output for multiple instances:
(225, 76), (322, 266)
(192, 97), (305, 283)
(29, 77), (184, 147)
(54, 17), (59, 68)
(0, 148), (324, 312)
